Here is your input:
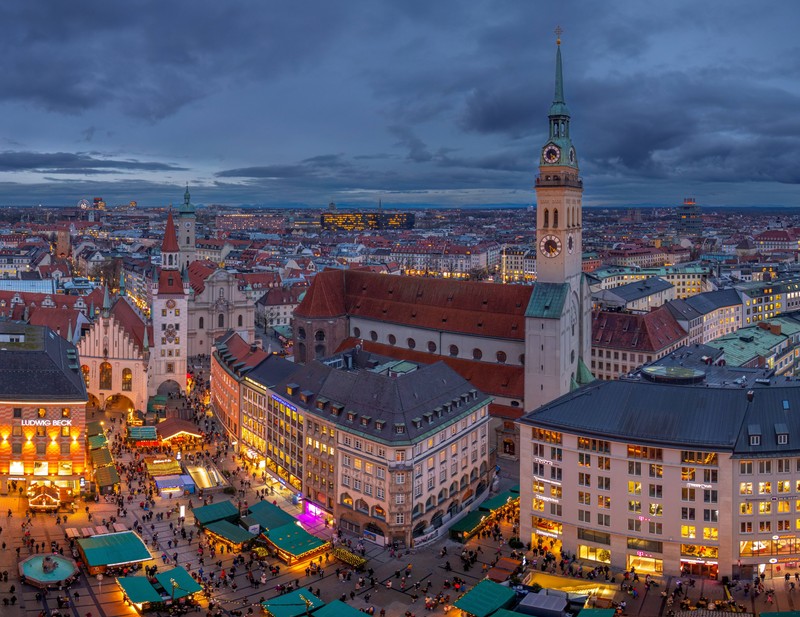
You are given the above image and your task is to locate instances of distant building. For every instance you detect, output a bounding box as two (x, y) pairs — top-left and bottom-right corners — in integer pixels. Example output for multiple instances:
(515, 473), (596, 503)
(677, 197), (702, 236)
(320, 211), (415, 232)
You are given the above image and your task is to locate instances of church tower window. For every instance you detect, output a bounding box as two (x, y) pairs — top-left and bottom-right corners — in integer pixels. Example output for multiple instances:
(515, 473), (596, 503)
(199, 317), (204, 329)
(218, 314), (225, 328)
(544, 209), (549, 228)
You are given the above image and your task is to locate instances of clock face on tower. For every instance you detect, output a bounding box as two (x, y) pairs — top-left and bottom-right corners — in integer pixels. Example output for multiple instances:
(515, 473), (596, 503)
(540, 234), (562, 258)
(543, 145), (561, 164)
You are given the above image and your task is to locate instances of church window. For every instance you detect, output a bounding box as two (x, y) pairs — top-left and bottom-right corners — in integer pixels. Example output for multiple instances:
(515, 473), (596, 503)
(553, 209), (559, 228)
(199, 317), (204, 329)
(407, 338), (416, 349)
(122, 369), (132, 391)
(449, 345), (459, 356)
(99, 362), (112, 390)
(315, 330), (325, 342)
(544, 209), (549, 228)
(238, 314), (243, 327)
(81, 365), (90, 388)
(218, 314), (224, 328)
(472, 348), (483, 360)
(496, 351), (507, 364)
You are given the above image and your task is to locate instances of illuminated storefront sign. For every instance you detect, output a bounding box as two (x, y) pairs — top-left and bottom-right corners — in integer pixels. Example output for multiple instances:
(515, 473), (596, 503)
(20, 419), (72, 427)
(271, 394), (297, 412)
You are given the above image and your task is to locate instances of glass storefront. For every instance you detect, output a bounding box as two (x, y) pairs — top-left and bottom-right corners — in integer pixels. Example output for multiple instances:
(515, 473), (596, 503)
(579, 544), (611, 564)
(740, 537), (799, 557)
(681, 559), (718, 579)
(627, 554), (663, 574)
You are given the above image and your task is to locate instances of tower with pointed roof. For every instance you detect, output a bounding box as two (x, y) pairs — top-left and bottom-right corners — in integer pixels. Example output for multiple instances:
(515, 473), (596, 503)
(524, 33), (593, 410)
(149, 210), (189, 396)
(178, 184), (197, 270)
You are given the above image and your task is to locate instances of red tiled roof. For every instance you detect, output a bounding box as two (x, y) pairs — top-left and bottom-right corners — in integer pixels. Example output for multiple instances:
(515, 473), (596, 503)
(157, 269), (185, 295)
(187, 260), (218, 295)
(111, 297), (152, 352)
(296, 270), (532, 340)
(218, 332), (268, 368)
(27, 307), (83, 338)
(592, 306), (687, 352)
(162, 212), (179, 253)
(335, 337), (524, 401)
(488, 402), (524, 420)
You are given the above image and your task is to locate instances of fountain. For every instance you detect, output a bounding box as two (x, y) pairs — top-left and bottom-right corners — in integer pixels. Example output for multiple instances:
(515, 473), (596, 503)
(18, 554), (79, 589)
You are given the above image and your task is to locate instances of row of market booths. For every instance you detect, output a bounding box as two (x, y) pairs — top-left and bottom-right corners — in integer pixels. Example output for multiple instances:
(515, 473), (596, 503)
(87, 421), (121, 496)
(260, 589), (372, 617)
(192, 499), (330, 565)
(117, 565), (203, 613)
(449, 485), (520, 543)
(126, 419), (206, 496)
(452, 579), (616, 617)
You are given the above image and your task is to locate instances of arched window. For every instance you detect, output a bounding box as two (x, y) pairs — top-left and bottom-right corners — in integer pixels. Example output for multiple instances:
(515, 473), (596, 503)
(121, 368), (132, 391)
(472, 348), (483, 360)
(543, 209), (549, 228)
(388, 334), (397, 345)
(81, 365), (90, 388)
(370, 330), (378, 341)
(407, 338), (416, 349)
(553, 209), (559, 228)
(427, 341), (437, 353)
(298, 327), (306, 340)
(315, 330), (325, 342)
(99, 362), (112, 390)
(449, 344), (459, 356)
(237, 314), (243, 327)
(218, 313), (224, 328)
(496, 350), (507, 364)
(199, 317), (204, 329)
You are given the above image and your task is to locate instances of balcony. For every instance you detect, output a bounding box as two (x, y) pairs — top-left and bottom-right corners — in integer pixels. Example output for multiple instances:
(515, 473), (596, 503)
(535, 175), (583, 189)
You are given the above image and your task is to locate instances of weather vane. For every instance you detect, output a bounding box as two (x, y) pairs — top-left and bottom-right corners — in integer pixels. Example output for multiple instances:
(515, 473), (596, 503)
(555, 25), (563, 45)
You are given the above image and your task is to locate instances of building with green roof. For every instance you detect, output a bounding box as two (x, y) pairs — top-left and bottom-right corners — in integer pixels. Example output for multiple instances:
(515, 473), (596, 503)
(192, 499), (240, 526)
(76, 531), (151, 574)
(452, 579), (516, 617)
(261, 588), (324, 617)
(262, 522), (328, 564)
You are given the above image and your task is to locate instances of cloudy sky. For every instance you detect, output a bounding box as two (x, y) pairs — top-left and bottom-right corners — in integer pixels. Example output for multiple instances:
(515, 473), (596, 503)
(0, 1), (799, 209)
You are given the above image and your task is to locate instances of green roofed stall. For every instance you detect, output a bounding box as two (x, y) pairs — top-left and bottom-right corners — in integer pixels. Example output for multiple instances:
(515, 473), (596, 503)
(479, 491), (519, 512)
(154, 566), (203, 600)
(117, 575), (163, 606)
(86, 421), (105, 437)
(95, 465), (120, 489)
(453, 579), (516, 617)
(261, 588), (324, 617)
(127, 426), (158, 441)
(91, 447), (113, 467)
(88, 434), (108, 450)
(192, 500), (240, 526)
(262, 522), (329, 564)
(76, 531), (151, 575)
(449, 510), (486, 542)
(204, 520), (256, 547)
(311, 599), (363, 617)
(246, 500), (296, 531)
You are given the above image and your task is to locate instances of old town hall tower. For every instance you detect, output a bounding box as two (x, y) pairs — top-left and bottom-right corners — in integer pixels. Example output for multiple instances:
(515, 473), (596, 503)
(524, 36), (593, 409)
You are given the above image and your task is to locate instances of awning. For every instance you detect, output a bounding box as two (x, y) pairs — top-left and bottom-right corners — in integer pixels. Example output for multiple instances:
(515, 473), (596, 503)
(127, 426), (158, 441)
(479, 491), (519, 512)
(77, 531), (151, 568)
(449, 510), (486, 535)
(156, 417), (202, 441)
(91, 447), (113, 467)
(86, 421), (105, 437)
(261, 588), (324, 617)
(95, 466), (120, 487)
(453, 579), (516, 617)
(153, 566), (202, 599)
(117, 576), (163, 604)
(193, 500), (240, 526)
(263, 522), (327, 558)
(204, 520), (256, 545)
(88, 434), (108, 450)
(246, 500), (296, 531)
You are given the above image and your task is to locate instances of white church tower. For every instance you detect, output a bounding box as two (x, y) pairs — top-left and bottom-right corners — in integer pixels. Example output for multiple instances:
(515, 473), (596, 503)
(149, 211), (190, 396)
(524, 34), (593, 410)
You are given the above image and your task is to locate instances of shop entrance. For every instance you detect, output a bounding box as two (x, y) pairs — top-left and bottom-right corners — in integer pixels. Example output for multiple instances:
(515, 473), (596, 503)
(627, 554), (663, 575)
(681, 559), (718, 579)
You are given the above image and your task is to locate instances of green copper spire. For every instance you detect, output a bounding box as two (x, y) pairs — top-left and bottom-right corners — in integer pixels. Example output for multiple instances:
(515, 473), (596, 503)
(180, 183), (195, 214)
(548, 34), (570, 117)
(541, 28), (577, 169)
(119, 269), (126, 297)
(102, 285), (111, 316)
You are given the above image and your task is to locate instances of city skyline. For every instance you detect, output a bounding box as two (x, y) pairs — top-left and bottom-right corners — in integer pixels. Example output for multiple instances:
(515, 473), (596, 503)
(0, 1), (798, 209)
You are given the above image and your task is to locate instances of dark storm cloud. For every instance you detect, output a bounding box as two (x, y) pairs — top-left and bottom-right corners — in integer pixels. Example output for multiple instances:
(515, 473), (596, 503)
(0, 151), (186, 174)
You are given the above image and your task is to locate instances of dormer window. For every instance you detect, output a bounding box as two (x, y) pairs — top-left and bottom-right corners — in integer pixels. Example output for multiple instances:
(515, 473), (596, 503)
(750, 435), (761, 446)
(778, 434), (789, 445)
(394, 424), (406, 434)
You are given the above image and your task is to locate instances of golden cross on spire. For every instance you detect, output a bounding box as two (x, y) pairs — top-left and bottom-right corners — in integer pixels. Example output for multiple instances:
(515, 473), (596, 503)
(554, 25), (563, 45)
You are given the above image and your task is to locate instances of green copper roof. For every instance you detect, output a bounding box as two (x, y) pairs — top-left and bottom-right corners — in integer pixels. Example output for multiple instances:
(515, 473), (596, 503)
(549, 43), (570, 117)
(570, 376), (580, 392)
(577, 357), (595, 385)
(525, 283), (569, 319)
(180, 183), (195, 214)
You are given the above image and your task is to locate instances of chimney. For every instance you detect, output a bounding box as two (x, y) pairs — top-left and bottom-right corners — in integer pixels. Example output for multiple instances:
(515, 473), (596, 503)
(747, 390), (755, 402)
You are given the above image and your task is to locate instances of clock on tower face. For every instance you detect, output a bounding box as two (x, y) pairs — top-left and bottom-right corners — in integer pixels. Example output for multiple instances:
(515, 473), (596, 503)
(540, 234), (562, 258)
(166, 299), (176, 309)
(543, 145), (561, 164)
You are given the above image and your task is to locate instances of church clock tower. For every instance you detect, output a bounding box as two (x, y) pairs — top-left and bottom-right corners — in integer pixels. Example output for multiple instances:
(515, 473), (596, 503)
(524, 33), (593, 410)
(178, 184), (196, 270)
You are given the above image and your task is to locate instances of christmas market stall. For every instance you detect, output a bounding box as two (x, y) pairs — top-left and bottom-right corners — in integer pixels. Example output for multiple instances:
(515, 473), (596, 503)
(126, 426), (159, 447)
(312, 600), (365, 617)
(144, 456), (182, 477)
(245, 500), (296, 532)
(260, 522), (329, 565)
(192, 499), (240, 527)
(117, 566), (203, 613)
(94, 465), (121, 495)
(332, 546), (367, 571)
(261, 588), (324, 617)
(28, 483), (61, 511)
(76, 531), (151, 575)
(117, 576), (163, 612)
(203, 520), (256, 551)
(449, 510), (487, 543)
(156, 417), (202, 445)
(453, 579), (516, 617)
